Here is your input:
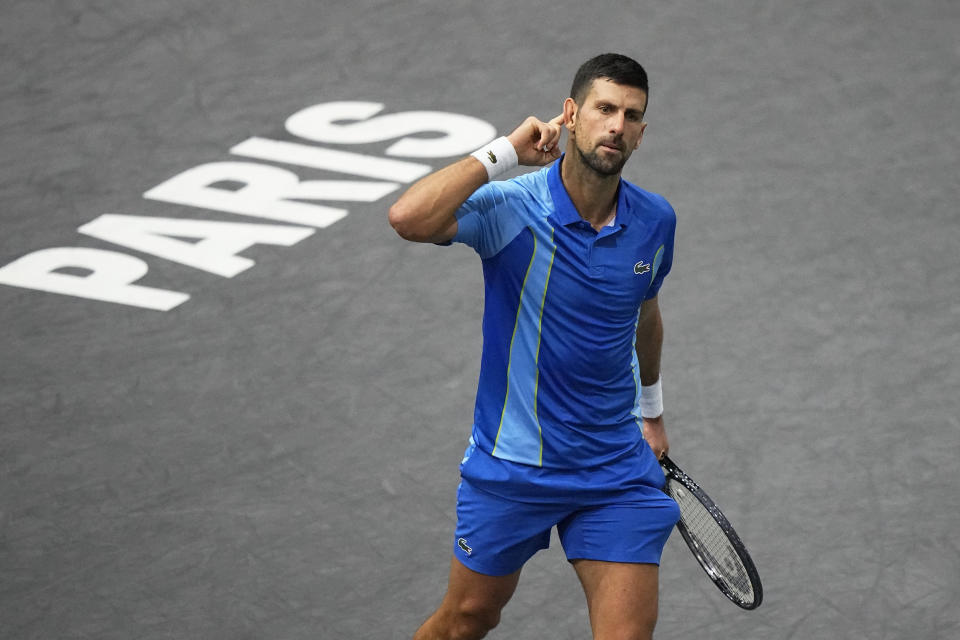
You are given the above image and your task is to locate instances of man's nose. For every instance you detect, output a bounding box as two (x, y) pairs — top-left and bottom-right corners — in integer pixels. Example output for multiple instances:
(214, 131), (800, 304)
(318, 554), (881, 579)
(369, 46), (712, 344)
(608, 113), (625, 134)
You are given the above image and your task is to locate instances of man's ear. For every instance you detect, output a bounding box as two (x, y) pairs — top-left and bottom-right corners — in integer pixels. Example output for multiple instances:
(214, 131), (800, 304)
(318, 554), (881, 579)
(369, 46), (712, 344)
(635, 121), (648, 148)
(563, 97), (578, 131)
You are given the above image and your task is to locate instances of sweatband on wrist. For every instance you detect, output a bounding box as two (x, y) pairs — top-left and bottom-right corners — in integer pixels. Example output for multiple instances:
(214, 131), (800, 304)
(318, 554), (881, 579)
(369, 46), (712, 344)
(470, 136), (518, 181)
(639, 377), (663, 418)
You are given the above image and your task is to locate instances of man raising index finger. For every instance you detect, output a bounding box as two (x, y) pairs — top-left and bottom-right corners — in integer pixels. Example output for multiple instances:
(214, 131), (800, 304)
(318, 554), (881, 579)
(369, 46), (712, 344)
(389, 53), (680, 640)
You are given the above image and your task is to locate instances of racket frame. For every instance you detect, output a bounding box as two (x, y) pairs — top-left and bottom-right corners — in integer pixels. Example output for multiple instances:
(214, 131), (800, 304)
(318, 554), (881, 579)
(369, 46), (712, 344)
(660, 454), (764, 610)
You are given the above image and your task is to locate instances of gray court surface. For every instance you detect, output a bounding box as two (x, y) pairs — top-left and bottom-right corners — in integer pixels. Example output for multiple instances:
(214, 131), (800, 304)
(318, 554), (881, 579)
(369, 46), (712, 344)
(2, 1), (958, 638)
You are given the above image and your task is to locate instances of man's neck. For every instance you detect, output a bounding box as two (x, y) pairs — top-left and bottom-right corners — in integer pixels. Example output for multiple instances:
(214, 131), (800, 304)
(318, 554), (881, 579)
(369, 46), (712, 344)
(560, 151), (621, 232)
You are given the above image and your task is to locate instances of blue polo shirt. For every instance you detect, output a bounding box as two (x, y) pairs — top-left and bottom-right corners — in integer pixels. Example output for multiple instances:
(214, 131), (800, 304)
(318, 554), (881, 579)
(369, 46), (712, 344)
(451, 156), (676, 476)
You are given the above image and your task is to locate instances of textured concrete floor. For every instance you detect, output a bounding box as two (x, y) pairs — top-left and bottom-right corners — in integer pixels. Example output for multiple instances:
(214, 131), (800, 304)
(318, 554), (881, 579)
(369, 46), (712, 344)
(2, 1), (958, 638)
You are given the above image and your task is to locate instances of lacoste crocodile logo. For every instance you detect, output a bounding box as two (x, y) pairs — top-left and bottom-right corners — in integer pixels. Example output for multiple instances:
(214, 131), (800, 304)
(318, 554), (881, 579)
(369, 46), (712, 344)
(486, 150), (498, 164)
(634, 260), (651, 275)
(458, 538), (473, 556)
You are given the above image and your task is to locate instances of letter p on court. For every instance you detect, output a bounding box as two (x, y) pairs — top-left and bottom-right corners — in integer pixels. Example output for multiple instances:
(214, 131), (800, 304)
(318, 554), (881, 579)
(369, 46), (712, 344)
(0, 247), (189, 311)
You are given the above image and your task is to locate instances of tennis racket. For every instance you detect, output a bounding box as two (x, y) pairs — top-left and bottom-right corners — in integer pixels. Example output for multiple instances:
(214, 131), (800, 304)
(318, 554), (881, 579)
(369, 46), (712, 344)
(660, 455), (763, 610)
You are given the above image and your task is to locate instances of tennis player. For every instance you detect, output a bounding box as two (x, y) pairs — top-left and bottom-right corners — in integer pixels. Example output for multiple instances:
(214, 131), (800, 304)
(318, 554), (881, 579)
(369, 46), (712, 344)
(389, 53), (681, 640)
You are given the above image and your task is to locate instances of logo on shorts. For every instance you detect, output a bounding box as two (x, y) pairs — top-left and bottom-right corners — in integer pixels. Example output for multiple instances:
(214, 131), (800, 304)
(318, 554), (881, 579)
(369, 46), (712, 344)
(634, 260), (651, 275)
(486, 150), (498, 164)
(457, 538), (473, 556)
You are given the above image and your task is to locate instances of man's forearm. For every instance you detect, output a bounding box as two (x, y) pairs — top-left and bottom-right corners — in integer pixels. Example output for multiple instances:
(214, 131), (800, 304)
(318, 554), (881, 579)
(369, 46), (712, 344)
(387, 156), (487, 244)
(635, 301), (663, 386)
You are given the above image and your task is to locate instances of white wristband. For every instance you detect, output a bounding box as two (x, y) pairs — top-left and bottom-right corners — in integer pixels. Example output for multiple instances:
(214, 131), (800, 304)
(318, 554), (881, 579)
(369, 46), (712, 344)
(471, 136), (518, 181)
(639, 377), (663, 419)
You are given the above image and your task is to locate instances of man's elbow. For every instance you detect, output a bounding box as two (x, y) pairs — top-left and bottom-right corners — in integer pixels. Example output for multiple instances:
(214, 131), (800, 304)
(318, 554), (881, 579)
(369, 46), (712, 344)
(388, 201), (415, 240)
(388, 202), (434, 243)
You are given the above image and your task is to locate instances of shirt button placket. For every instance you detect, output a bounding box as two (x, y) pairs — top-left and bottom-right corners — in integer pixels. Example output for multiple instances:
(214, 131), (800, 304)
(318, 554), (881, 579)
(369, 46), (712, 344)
(589, 234), (603, 277)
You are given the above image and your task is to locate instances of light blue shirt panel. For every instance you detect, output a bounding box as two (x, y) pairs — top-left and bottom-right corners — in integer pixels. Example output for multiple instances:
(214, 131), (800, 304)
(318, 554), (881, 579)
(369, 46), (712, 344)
(452, 170), (557, 466)
(453, 171), (553, 259)
(490, 225), (557, 466)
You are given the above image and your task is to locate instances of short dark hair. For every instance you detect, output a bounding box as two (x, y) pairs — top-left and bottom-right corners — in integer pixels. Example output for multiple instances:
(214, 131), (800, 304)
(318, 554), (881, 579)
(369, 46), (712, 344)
(570, 53), (649, 109)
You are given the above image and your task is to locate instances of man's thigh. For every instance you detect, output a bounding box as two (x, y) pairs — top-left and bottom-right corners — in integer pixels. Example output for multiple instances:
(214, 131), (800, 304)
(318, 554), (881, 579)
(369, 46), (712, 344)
(442, 556), (523, 611)
(572, 560), (660, 640)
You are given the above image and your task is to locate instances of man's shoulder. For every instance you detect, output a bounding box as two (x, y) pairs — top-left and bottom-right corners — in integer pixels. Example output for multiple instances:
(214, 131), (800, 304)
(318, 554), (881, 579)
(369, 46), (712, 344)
(620, 180), (676, 223)
(499, 165), (551, 200)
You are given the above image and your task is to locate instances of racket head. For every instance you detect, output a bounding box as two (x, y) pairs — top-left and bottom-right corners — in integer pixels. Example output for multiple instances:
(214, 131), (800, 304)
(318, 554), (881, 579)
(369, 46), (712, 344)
(660, 455), (763, 610)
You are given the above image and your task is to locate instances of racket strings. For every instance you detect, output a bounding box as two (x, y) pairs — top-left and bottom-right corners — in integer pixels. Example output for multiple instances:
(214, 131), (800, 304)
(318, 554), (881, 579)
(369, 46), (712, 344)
(669, 480), (754, 603)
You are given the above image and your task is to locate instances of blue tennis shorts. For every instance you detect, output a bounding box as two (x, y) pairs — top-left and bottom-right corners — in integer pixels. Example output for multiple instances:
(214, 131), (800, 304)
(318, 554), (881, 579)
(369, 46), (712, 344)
(453, 442), (680, 576)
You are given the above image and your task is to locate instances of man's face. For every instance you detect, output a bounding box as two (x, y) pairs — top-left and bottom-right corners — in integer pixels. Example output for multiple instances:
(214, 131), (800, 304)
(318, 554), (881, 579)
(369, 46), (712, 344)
(568, 78), (648, 176)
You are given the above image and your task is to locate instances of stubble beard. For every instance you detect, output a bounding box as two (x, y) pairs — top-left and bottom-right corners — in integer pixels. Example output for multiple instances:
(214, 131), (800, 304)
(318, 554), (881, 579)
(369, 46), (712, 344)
(572, 135), (631, 177)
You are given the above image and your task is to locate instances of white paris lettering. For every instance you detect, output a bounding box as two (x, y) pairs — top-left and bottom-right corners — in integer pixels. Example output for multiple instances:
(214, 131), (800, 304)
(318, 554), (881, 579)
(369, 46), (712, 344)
(0, 102), (496, 310)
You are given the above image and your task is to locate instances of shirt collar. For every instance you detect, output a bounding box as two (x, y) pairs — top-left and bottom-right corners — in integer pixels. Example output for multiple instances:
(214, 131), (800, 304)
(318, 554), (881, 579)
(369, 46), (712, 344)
(547, 154), (628, 233)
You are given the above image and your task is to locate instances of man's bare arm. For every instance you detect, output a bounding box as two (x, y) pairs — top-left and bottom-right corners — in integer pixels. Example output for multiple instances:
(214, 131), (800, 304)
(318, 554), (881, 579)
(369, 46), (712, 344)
(387, 157), (487, 244)
(388, 115), (565, 244)
(636, 296), (669, 458)
(635, 296), (663, 388)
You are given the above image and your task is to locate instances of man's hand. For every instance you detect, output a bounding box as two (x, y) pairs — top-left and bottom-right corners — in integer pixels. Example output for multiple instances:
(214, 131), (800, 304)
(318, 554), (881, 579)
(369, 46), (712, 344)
(642, 415), (669, 460)
(507, 114), (565, 166)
